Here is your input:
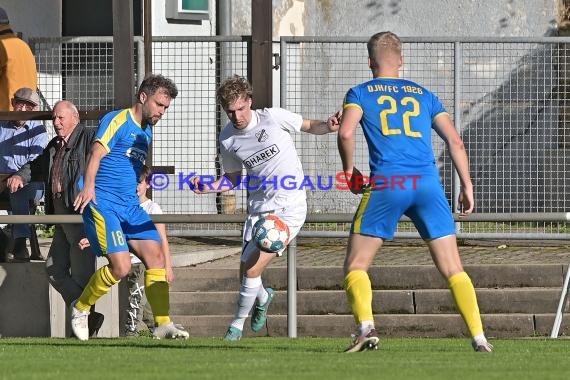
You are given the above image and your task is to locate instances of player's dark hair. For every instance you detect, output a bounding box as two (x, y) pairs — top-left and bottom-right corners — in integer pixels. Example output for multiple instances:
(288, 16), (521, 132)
(139, 165), (152, 183)
(217, 75), (253, 109)
(137, 74), (178, 99)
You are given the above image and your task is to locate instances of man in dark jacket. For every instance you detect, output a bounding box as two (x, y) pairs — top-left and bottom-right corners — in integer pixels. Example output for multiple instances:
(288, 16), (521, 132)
(14, 100), (103, 337)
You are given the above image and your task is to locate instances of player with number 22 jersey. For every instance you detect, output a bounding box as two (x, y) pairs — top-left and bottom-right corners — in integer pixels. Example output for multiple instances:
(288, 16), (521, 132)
(343, 77), (454, 240)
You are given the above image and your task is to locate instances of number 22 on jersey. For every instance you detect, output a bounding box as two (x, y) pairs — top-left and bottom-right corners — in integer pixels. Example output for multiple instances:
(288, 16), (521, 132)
(378, 95), (422, 138)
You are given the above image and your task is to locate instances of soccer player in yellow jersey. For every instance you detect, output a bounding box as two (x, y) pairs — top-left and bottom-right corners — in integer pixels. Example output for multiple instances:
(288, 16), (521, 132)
(71, 74), (188, 341)
(338, 32), (492, 353)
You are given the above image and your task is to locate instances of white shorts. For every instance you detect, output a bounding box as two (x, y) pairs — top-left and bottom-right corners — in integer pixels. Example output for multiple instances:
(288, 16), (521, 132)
(242, 203), (307, 258)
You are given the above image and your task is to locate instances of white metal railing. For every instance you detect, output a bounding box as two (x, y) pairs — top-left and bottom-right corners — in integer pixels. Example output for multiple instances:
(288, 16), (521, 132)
(1, 212), (568, 338)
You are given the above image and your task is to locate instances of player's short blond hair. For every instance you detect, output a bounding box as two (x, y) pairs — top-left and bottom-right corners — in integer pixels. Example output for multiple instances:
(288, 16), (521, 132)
(217, 75), (253, 109)
(367, 31), (402, 70)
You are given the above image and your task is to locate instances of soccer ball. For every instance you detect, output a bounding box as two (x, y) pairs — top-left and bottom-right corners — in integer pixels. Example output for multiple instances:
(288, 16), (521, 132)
(252, 215), (290, 253)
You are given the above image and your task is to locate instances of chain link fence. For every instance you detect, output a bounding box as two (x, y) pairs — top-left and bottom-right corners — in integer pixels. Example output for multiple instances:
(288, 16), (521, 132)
(26, 36), (570, 239)
(281, 36), (570, 238)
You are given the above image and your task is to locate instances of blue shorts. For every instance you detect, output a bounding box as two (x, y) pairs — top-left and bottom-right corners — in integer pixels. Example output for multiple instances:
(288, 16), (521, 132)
(352, 173), (455, 240)
(82, 201), (161, 256)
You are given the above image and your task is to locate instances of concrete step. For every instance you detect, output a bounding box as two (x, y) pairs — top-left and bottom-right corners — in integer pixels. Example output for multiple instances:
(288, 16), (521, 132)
(172, 264), (568, 291)
(168, 264), (570, 338)
(170, 290), (414, 315)
(171, 314), (570, 338)
(416, 288), (567, 314)
(2, 261), (568, 338)
(170, 288), (568, 315)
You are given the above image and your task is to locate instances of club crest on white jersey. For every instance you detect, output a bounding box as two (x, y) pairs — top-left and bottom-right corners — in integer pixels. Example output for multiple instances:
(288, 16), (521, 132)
(255, 128), (269, 142)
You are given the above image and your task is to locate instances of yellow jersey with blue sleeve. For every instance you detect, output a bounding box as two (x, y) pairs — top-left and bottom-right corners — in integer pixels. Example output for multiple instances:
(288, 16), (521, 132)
(94, 108), (152, 206)
(81, 109), (159, 256)
(343, 77), (447, 177)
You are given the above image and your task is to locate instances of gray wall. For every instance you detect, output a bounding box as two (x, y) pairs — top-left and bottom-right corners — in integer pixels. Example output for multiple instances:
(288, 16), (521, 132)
(232, 0), (557, 38)
(233, 1), (568, 213)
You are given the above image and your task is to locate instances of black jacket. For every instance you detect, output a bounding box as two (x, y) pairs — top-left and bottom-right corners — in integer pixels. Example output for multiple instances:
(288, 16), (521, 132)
(16, 124), (96, 214)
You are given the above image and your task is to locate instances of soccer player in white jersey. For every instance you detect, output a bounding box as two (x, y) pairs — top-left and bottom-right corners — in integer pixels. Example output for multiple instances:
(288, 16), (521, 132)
(192, 75), (340, 340)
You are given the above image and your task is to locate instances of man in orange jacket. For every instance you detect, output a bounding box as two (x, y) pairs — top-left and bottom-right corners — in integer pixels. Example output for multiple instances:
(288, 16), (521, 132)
(0, 7), (38, 111)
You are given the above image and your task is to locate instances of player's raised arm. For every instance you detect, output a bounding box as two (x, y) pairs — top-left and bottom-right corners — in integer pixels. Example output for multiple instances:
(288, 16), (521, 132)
(300, 110), (341, 135)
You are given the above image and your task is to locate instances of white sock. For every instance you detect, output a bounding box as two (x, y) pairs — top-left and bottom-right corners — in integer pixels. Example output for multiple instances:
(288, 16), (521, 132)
(358, 321), (375, 336)
(230, 276), (262, 331)
(257, 284), (268, 305)
(472, 333), (487, 344)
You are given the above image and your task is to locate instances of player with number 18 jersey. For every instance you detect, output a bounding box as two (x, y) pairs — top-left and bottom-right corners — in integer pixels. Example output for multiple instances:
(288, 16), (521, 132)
(82, 108), (159, 256)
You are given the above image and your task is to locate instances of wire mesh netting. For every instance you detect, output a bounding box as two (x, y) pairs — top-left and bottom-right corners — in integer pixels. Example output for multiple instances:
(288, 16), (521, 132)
(27, 36), (570, 238)
(282, 37), (569, 237)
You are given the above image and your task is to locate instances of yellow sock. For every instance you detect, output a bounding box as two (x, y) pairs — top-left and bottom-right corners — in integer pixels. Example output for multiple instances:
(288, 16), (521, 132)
(448, 271), (484, 337)
(76, 265), (120, 312)
(344, 270), (374, 325)
(145, 268), (171, 326)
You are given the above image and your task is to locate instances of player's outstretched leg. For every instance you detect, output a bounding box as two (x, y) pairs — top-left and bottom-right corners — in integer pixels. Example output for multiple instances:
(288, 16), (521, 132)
(343, 270), (378, 352)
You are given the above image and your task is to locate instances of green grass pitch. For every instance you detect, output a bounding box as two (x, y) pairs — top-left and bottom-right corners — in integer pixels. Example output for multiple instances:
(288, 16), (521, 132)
(1, 337), (569, 379)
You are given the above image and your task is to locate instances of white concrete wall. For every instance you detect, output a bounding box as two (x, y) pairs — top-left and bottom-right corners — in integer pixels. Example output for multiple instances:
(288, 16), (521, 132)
(2, 0), (216, 39)
(230, 1), (567, 213)
(0, 259), (121, 338)
(302, 0), (557, 37)
(152, 0), (215, 36)
(232, 0), (558, 38)
(0, 263), (50, 337)
(7, 0), (567, 214)
(0, 0), (60, 39)
(149, 0), (218, 213)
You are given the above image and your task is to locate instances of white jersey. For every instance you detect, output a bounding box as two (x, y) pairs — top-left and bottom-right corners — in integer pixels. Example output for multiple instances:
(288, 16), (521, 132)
(140, 199), (163, 215)
(219, 107), (307, 213)
(131, 199), (163, 264)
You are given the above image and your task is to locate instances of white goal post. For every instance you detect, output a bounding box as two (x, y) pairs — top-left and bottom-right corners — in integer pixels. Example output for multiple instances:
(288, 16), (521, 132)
(550, 265), (570, 338)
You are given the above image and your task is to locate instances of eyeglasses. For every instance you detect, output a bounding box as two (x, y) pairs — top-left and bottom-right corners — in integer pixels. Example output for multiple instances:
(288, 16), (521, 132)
(12, 101), (36, 111)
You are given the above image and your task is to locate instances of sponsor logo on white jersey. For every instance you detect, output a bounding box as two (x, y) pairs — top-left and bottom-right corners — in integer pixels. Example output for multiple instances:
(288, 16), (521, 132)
(243, 144), (280, 168)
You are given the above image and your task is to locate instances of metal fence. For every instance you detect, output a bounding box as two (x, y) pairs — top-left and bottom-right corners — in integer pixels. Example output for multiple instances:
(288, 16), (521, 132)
(281, 36), (570, 238)
(26, 36), (570, 239)
(30, 37), (145, 125)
